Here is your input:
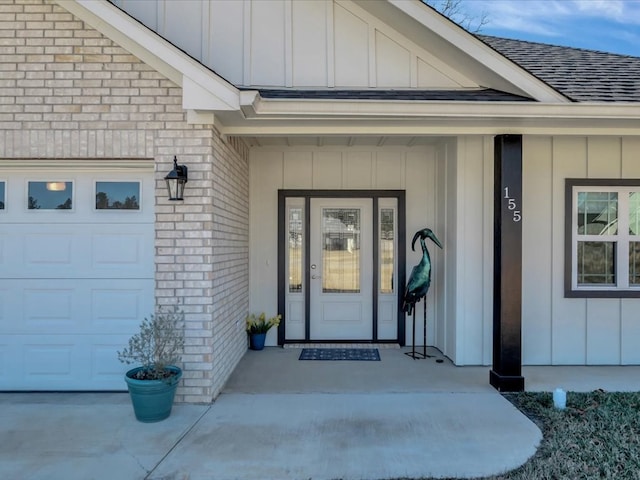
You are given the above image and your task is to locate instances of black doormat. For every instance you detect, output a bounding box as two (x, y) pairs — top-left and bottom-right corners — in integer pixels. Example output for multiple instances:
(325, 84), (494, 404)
(298, 348), (380, 361)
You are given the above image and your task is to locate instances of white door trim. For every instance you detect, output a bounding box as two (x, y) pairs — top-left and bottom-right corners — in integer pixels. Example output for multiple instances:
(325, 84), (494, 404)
(279, 190), (407, 345)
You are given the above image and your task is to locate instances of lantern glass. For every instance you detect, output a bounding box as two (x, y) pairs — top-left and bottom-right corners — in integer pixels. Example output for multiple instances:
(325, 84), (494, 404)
(165, 177), (186, 201)
(164, 156), (188, 201)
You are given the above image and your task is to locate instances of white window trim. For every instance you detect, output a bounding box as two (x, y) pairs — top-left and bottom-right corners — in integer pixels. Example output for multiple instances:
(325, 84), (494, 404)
(566, 179), (640, 298)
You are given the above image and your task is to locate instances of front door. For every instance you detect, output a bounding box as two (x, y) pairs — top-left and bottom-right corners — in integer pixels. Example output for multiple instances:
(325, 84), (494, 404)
(280, 191), (404, 344)
(309, 198), (373, 340)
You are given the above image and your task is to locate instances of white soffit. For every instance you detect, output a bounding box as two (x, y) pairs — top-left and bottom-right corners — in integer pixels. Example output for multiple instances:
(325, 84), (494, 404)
(356, 0), (569, 103)
(56, 0), (240, 111)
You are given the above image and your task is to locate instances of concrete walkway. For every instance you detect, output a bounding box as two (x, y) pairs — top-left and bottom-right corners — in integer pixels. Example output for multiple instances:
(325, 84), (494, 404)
(2, 347), (636, 480)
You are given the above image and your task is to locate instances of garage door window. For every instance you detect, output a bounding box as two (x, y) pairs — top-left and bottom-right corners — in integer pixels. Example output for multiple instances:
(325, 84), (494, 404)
(95, 181), (140, 210)
(0, 181), (5, 209)
(28, 181), (72, 210)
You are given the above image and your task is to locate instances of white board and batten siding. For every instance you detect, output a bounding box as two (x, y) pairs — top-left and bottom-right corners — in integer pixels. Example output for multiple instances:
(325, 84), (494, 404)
(446, 136), (495, 366)
(249, 146), (449, 350)
(111, 0), (476, 90)
(522, 136), (640, 365)
(0, 164), (155, 390)
(453, 135), (640, 367)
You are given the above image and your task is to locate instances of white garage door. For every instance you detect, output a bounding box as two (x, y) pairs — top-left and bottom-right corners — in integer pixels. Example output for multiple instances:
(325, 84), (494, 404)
(0, 161), (155, 391)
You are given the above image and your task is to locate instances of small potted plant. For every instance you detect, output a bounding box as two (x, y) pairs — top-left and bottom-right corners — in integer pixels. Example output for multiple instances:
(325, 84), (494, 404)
(245, 312), (281, 350)
(117, 307), (185, 423)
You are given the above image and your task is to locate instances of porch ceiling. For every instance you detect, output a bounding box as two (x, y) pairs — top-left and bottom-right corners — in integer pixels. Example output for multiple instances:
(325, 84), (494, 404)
(242, 135), (446, 148)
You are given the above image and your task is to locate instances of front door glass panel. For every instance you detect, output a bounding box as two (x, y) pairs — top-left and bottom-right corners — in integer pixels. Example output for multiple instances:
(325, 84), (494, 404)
(380, 208), (395, 294)
(322, 208), (361, 293)
(288, 206), (303, 293)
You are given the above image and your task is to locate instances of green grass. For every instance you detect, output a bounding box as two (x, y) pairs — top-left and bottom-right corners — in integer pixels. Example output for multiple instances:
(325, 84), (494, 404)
(483, 391), (640, 480)
(393, 391), (640, 480)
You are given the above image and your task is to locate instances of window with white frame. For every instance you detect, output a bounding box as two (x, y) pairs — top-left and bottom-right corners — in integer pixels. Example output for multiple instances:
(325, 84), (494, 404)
(566, 179), (640, 297)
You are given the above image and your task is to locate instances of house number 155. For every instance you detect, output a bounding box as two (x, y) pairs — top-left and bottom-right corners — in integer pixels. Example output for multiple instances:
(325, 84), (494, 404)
(504, 187), (522, 222)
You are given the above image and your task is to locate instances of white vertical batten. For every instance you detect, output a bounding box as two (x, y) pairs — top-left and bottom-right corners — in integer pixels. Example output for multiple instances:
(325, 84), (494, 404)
(326, 0), (335, 87)
(157, 0), (166, 37)
(201, 0), (210, 70)
(410, 53), (418, 88)
(482, 136), (493, 365)
(243, 0), (252, 86)
(284, 0), (293, 87)
(369, 25), (376, 87)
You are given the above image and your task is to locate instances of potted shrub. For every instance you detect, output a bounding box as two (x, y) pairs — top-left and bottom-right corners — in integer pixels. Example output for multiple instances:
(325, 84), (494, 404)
(245, 312), (281, 350)
(117, 307), (185, 423)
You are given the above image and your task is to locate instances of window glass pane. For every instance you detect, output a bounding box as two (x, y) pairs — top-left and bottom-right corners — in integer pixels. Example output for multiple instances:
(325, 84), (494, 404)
(629, 192), (640, 235)
(28, 181), (72, 210)
(288, 207), (303, 293)
(0, 181), (4, 210)
(322, 208), (360, 293)
(630, 242), (640, 285)
(577, 241), (615, 285)
(577, 192), (618, 235)
(380, 208), (394, 294)
(96, 181), (140, 210)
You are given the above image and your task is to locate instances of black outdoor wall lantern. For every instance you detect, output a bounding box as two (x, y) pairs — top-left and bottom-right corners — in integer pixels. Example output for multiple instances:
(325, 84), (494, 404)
(165, 156), (188, 201)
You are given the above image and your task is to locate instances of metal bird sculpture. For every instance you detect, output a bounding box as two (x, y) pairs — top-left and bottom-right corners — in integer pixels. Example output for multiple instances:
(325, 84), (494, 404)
(402, 228), (443, 316)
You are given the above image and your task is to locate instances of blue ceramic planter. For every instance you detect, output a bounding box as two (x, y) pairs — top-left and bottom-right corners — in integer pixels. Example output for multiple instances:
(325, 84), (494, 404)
(249, 333), (267, 350)
(124, 366), (182, 423)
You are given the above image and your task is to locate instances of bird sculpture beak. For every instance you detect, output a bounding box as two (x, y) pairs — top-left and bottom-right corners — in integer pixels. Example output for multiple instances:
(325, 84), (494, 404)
(411, 228), (443, 251)
(427, 230), (443, 249)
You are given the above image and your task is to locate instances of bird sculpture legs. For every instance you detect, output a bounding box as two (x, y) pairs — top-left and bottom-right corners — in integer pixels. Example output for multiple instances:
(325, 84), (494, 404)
(422, 296), (433, 358)
(404, 296), (433, 359)
(405, 296), (423, 359)
(404, 305), (421, 359)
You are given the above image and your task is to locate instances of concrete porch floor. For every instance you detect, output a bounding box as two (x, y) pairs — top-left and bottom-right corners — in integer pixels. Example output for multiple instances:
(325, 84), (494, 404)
(226, 346), (640, 393)
(1, 346), (638, 480)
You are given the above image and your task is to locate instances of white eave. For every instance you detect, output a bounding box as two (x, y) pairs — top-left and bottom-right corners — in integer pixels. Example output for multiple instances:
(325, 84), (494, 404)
(56, 0), (240, 113)
(230, 92), (640, 136)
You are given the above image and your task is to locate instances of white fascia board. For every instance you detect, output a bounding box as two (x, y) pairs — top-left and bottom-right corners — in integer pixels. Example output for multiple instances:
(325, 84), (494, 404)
(182, 77), (238, 111)
(229, 96), (640, 136)
(241, 96), (640, 121)
(56, 0), (240, 111)
(220, 120), (640, 137)
(385, 0), (569, 103)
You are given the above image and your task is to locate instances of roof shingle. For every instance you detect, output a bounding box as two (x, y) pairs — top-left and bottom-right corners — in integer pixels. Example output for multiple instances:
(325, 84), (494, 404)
(478, 35), (640, 103)
(254, 89), (533, 102)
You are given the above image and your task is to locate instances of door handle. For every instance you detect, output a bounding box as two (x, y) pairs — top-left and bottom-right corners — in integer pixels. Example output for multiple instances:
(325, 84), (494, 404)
(312, 275), (321, 279)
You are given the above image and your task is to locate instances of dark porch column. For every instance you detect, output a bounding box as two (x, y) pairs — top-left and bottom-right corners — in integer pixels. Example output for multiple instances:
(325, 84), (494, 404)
(490, 135), (525, 392)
